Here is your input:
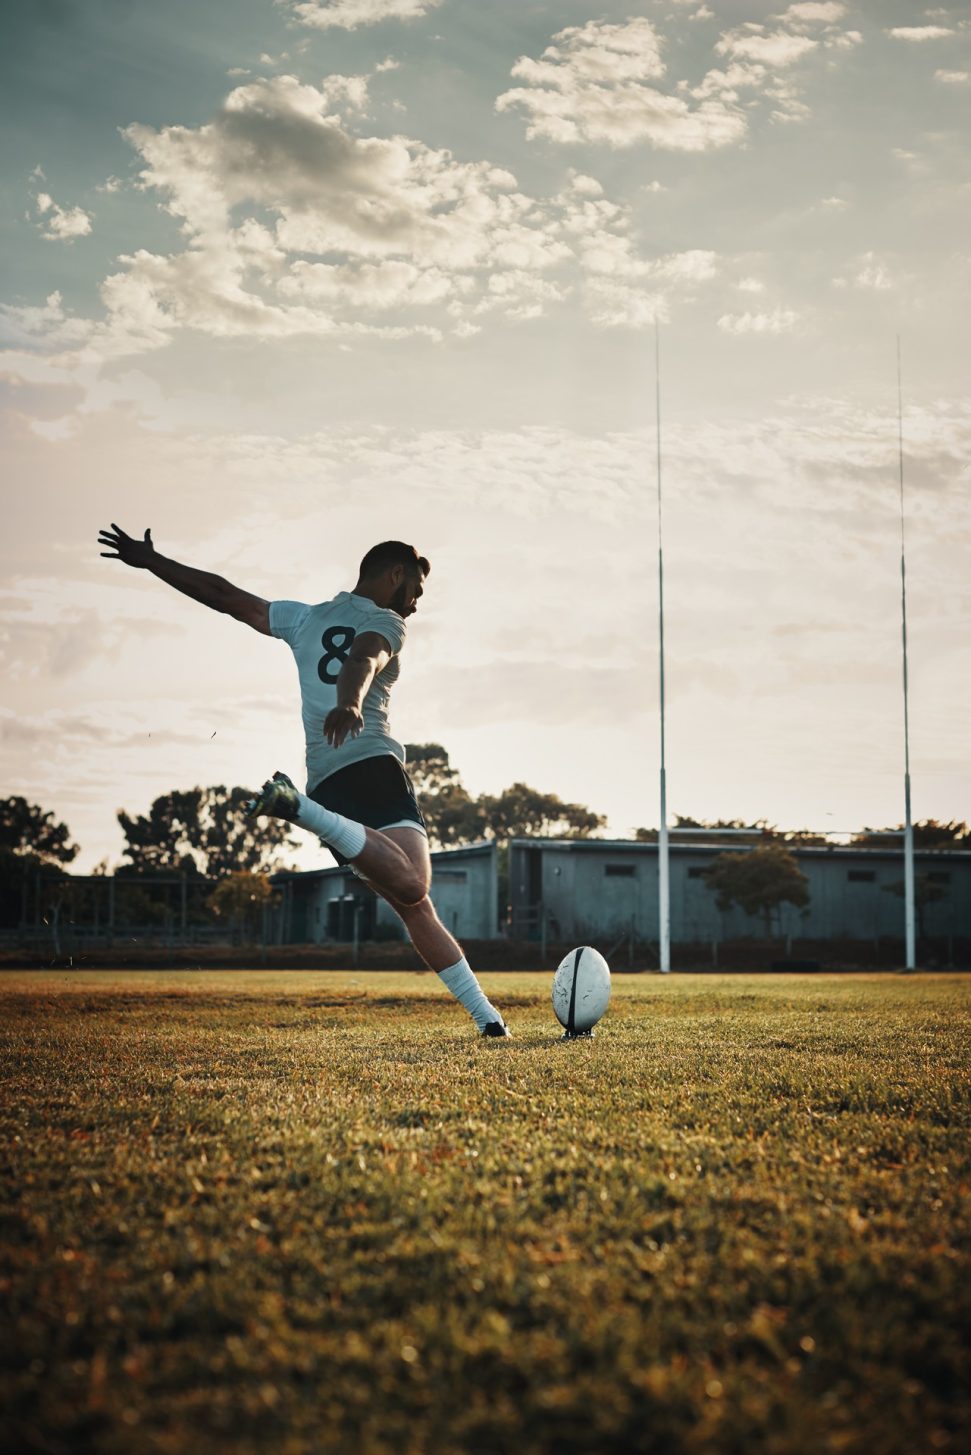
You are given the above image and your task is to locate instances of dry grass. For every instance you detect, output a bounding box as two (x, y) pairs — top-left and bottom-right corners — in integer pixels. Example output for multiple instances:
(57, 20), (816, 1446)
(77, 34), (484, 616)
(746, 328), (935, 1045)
(1, 971), (969, 1454)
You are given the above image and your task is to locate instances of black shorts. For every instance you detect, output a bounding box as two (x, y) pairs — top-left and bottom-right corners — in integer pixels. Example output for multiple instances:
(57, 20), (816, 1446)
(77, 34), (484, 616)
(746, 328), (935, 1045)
(308, 754), (427, 866)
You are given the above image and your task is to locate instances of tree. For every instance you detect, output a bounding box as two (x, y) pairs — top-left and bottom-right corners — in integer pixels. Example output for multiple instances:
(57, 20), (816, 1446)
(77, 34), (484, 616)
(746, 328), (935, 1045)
(207, 872), (276, 944)
(883, 872), (948, 941)
(702, 844), (810, 939)
(0, 796), (78, 866)
(853, 820), (969, 851)
(405, 744), (487, 847)
(405, 743), (462, 798)
(0, 797), (79, 931)
(118, 786), (296, 879)
(478, 783), (605, 841)
(405, 746), (606, 849)
(635, 816), (830, 847)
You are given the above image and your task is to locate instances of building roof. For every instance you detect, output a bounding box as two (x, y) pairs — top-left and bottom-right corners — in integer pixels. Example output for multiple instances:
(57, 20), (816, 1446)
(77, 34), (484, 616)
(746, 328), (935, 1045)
(508, 836), (971, 861)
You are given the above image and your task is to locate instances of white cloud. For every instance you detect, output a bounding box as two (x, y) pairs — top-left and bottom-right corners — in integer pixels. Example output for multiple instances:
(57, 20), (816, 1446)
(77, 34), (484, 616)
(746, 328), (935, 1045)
(278, 257), (456, 310)
(92, 74), (584, 345)
(287, 0), (442, 30)
(935, 68), (970, 83)
(716, 27), (818, 67)
(0, 292), (92, 349)
(34, 192), (93, 242)
(318, 71), (373, 114)
(826, 30), (863, 49)
(14, 70), (727, 366)
(887, 26), (955, 41)
(780, 2), (846, 21)
(569, 171), (604, 197)
(718, 308), (801, 334)
(737, 277), (765, 293)
(853, 252), (894, 290)
(497, 18), (747, 151)
(820, 194), (848, 208)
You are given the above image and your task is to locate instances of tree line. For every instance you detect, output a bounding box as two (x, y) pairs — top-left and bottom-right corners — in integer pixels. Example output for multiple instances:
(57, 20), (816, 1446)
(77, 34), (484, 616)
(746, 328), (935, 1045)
(2, 744), (967, 939)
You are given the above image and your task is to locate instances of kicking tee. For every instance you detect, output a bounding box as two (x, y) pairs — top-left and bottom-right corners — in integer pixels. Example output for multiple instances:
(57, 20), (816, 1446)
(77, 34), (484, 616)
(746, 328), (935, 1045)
(269, 592), (407, 792)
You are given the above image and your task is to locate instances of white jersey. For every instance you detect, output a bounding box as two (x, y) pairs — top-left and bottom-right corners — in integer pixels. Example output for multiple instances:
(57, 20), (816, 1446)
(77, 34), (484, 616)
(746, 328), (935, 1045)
(269, 592), (407, 791)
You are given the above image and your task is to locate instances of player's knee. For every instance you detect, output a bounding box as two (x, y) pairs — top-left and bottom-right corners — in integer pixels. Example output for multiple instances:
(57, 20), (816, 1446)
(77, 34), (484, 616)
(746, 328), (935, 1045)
(396, 885), (433, 915)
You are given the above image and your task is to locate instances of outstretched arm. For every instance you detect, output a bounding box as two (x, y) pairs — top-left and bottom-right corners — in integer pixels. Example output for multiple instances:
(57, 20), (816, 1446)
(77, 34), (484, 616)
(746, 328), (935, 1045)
(98, 524), (270, 635)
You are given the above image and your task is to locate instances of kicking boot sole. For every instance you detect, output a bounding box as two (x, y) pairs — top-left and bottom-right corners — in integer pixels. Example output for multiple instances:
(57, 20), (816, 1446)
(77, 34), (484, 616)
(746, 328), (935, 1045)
(245, 774), (300, 822)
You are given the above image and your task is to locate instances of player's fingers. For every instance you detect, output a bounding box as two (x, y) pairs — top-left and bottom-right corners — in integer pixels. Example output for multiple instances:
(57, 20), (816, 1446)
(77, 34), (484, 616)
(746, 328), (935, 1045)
(144, 528), (152, 544)
(99, 552), (120, 558)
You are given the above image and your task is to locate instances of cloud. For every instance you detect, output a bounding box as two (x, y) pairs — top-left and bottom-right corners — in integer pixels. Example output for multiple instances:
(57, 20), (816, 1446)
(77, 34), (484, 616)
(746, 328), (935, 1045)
(831, 251), (898, 292)
(77, 73), (583, 348)
(853, 252), (894, 291)
(887, 26), (955, 41)
(780, 2), (846, 21)
(6, 70), (730, 380)
(0, 292), (92, 349)
(715, 27), (817, 67)
(34, 192), (92, 242)
(497, 18), (747, 151)
(694, 10), (857, 127)
(4, 398), (967, 862)
(717, 308), (801, 334)
(0, 598), (179, 682)
(286, 0), (442, 30)
(737, 277), (765, 293)
(935, 69), (969, 83)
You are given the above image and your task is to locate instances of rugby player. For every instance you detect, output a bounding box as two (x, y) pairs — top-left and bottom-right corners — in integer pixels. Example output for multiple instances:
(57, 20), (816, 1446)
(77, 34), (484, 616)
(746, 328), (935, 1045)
(97, 525), (509, 1037)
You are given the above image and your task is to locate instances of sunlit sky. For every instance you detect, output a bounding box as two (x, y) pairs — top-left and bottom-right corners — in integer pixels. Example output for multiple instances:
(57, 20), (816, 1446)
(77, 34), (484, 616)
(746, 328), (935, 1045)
(2, 0), (969, 871)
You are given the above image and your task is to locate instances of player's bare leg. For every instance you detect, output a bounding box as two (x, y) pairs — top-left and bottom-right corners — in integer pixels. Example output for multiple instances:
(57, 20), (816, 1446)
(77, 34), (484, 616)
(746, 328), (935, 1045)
(350, 829), (508, 1037)
(245, 780), (509, 1035)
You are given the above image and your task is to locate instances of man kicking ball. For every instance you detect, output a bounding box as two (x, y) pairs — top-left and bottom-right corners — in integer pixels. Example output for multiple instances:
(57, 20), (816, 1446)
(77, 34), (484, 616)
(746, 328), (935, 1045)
(97, 525), (509, 1037)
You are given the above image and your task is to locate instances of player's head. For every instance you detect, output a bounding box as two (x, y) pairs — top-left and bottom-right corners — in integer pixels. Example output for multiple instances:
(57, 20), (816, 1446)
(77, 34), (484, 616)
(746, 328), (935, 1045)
(356, 541), (429, 617)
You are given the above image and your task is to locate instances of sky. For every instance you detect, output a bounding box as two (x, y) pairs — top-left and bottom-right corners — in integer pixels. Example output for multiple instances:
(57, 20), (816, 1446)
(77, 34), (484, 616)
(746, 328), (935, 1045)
(1, 0), (969, 873)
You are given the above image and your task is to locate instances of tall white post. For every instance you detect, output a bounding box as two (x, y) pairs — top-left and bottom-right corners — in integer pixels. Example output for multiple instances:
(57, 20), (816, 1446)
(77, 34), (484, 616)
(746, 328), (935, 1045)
(656, 321), (671, 973)
(897, 339), (916, 970)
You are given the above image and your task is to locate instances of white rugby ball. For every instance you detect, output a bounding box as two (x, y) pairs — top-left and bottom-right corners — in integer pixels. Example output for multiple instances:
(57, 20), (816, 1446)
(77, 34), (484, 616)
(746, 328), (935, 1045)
(552, 946), (611, 1036)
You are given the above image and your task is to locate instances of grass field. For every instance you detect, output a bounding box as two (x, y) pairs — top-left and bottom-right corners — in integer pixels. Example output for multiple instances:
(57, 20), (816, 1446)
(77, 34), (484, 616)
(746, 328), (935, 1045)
(1, 971), (969, 1455)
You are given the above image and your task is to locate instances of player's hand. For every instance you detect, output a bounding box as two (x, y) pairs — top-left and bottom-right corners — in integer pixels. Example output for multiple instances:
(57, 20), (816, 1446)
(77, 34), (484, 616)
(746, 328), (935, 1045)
(98, 524), (156, 568)
(324, 706), (364, 748)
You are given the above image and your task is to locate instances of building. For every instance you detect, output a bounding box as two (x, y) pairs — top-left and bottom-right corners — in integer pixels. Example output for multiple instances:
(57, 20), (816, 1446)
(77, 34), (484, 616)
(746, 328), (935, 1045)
(271, 840), (498, 945)
(268, 834), (969, 959)
(508, 837), (971, 951)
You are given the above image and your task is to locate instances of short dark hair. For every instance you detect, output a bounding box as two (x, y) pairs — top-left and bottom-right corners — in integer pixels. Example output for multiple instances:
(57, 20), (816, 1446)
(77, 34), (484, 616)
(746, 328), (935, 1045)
(358, 541), (430, 580)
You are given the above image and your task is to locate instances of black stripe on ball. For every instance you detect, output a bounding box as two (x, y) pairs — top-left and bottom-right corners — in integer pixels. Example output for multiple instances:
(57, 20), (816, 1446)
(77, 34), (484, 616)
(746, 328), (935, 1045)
(567, 946), (583, 1034)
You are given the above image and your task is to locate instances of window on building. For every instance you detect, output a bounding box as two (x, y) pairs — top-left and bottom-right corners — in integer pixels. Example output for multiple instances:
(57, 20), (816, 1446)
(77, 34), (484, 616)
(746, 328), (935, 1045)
(434, 870), (468, 885)
(928, 872), (951, 885)
(847, 870), (875, 883)
(604, 864), (636, 877)
(688, 867), (707, 879)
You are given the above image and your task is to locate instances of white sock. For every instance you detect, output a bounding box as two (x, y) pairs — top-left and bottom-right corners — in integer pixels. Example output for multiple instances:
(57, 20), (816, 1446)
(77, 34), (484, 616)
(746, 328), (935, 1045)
(292, 792), (367, 861)
(438, 958), (503, 1032)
